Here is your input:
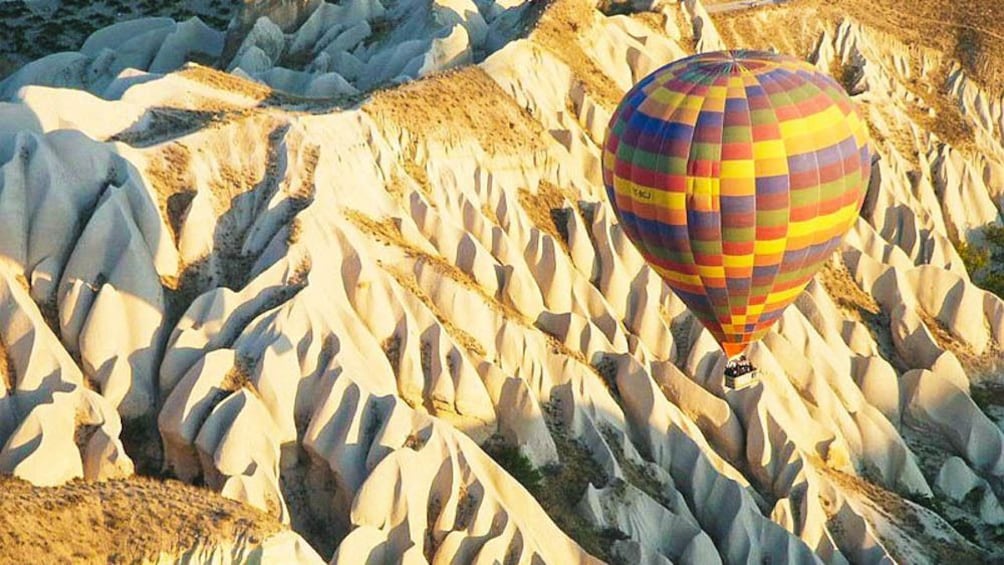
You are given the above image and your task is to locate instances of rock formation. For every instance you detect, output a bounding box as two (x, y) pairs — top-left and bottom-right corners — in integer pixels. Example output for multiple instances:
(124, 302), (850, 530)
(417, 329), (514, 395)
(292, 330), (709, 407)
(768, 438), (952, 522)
(1, 0), (1004, 561)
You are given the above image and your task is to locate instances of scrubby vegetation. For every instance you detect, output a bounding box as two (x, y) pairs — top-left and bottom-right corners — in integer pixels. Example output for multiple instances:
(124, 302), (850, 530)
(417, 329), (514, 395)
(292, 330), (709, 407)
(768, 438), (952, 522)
(482, 440), (544, 492)
(957, 224), (1004, 298)
(0, 0), (233, 70)
(483, 410), (628, 563)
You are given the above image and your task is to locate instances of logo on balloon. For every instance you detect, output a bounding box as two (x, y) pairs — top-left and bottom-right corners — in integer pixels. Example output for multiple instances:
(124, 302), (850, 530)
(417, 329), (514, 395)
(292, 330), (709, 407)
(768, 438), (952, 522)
(633, 188), (653, 201)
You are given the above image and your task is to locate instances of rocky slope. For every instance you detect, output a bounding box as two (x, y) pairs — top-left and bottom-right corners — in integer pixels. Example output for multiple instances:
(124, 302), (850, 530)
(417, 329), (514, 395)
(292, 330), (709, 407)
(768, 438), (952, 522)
(0, 476), (322, 563)
(2, 0), (1004, 562)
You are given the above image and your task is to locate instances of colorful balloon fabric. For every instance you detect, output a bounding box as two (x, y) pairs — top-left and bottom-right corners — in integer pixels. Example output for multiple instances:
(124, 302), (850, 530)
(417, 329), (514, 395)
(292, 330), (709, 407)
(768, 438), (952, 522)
(602, 50), (871, 358)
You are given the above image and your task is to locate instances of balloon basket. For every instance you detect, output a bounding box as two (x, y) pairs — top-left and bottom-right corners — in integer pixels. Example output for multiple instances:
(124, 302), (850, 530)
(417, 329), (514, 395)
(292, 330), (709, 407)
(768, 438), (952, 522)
(724, 356), (759, 390)
(725, 369), (759, 390)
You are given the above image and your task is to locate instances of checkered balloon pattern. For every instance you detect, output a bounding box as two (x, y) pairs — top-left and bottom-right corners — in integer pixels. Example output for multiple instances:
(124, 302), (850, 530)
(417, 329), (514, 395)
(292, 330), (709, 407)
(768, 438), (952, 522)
(602, 50), (871, 358)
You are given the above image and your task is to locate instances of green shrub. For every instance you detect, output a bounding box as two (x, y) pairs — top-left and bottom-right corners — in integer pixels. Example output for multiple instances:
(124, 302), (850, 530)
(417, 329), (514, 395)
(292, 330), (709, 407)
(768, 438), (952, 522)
(959, 224), (1004, 299)
(957, 239), (989, 274)
(484, 443), (543, 492)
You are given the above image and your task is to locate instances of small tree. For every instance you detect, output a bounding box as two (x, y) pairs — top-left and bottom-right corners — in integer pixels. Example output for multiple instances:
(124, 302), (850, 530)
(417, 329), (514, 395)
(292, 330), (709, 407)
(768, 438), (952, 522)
(960, 224), (1004, 299)
(483, 442), (542, 493)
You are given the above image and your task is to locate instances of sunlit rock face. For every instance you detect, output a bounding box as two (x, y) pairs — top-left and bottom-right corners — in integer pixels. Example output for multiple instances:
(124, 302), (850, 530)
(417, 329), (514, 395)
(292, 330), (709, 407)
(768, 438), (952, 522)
(2, 0), (1004, 561)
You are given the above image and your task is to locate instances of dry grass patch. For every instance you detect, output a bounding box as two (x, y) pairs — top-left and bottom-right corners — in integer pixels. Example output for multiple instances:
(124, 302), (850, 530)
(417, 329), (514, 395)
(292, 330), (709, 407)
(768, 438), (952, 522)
(818, 255), (904, 370)
(111, 66), (323, 147)
(221, 354), (259, 394)
(145, 121), (278, 294)
(402, 158), (434, 201)
(288, 144), (320, 204)
(365, 67), (546, 157)
(819, 256), (880, 318)
(344, 209), (406, 248)
(844, 0), (1004, 92)
(820, 466), (984, 564)
(161, 257), (210, 322)
(178, 64), (274, 103)
(144, 143), (195, 247)
(345, 210), (606, 419)
(344, 208), (526, 321)
(714, 0), (989, 155)
(207, 120), (288, 217)
(180, 64), (363, 111)
(0, 476), (282, 564)
(668, 3), (695, 47)
(916, 310), (983, 368)
(871, 116), (923, 166)
(111, 107), (233, 147)
(346, 208), (595, 368)
(0, 337), (13, 392)
(628, 11), (666, 34)
(383, 173), (407, 202)
(518, 181), (577, 254)
(385, 266), (487, 358)
(902, 69), (977, 153)
(287, 217), (304, 245)
(712, 1), (833, 59)
(342, 208), (598, 380)
(721, 0), (1004, 93)
(343, 210), (602, 369)
(532, 0), (625, 109)
(345, 209), (489, 358)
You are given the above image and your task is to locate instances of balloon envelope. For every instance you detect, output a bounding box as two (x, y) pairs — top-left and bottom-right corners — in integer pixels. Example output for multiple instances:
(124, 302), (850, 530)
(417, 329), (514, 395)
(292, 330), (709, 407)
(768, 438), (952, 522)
(602, 50), (870, 357)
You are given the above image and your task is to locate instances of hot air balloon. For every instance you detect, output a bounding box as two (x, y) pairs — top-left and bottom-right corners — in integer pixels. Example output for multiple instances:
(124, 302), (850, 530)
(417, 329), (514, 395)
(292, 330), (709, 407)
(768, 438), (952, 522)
(602, 50), (870, 389)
